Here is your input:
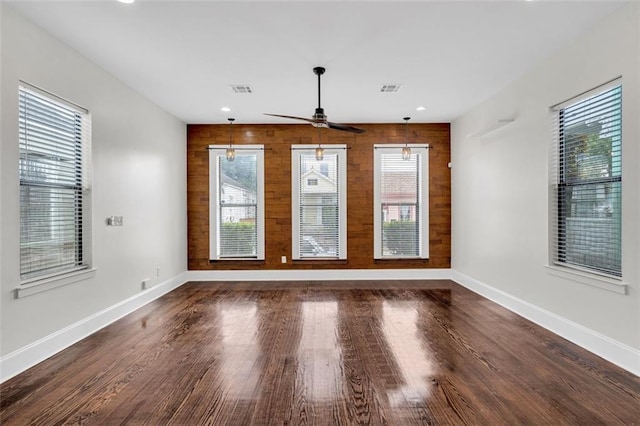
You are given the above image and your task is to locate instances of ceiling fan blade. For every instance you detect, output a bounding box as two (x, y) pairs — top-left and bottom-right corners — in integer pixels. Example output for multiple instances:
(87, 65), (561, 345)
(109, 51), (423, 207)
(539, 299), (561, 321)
(264, 113), (316, 124)
(327, 122), (365, 134)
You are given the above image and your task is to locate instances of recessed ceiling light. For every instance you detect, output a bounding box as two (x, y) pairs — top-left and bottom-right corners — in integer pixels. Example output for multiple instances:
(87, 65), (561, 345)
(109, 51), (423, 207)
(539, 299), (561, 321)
(117, 0), (135, 4)
(220, 107), (231, 112)
(416, 106), (427, 111)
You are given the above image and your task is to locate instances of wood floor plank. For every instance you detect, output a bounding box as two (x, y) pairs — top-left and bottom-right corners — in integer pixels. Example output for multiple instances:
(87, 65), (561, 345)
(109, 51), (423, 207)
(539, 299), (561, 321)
(2, 280), (640, 425)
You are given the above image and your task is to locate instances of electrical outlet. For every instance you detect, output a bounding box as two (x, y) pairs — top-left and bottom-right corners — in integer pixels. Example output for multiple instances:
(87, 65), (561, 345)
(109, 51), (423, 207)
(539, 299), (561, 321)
(142, 278), (150, 289)
(281, 256), (287, 263)
(156, 267), (160, 277)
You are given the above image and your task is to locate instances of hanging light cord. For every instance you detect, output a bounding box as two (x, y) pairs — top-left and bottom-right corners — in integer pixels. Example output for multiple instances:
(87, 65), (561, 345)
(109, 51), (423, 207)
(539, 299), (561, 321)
(228, 117), (235, 147)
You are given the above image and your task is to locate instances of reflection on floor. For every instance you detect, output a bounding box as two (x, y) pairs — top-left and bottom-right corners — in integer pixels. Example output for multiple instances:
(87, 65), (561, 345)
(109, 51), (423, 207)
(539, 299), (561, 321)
(1, 280), (639, 425)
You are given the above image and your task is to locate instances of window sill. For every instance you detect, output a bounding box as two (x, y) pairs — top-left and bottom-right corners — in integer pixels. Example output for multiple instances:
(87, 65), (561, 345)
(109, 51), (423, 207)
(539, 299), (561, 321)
(210, 258), (265, 262)
(545, 265), (627, 295)
(16, 268), (97, 298)
(374, 257), (429, 261)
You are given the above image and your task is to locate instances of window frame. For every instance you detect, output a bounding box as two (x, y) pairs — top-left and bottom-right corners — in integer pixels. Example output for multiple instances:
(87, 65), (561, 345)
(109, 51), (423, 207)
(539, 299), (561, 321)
(373, 144), (430, 260)
(208, 145), (265, 260)
(18, 82), (93, 287)
(549, 78), (623, 281)
(291, 144), (347, 260)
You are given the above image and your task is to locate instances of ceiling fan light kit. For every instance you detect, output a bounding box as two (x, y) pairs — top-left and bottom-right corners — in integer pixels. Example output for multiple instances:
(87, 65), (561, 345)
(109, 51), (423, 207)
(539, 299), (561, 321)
(264, 66), (365, 134)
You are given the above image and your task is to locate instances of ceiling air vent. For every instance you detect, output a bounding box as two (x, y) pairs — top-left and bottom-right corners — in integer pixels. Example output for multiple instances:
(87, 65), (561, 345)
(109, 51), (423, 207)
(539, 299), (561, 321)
(380, 84), (403, 93)
(230, 85), (253, 94)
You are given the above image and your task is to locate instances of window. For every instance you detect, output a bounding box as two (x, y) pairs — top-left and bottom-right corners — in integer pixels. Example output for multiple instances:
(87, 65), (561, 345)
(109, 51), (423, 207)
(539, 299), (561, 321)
(292, 145), (347, 259)
(374, 145), (429, 259)
(19, 83), (92, 282)
(209, 146), (265, 260)
(400, 205), (411, 221)
(550, 80), (622, 278)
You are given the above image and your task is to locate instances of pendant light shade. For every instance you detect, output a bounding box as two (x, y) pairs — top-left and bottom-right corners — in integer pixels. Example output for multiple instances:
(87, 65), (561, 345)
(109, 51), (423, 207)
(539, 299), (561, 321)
(315, 127), (324, 160)
(402, 116), (411, 160)
(226, 117), (235, 161)
(401, 145), (411, 161)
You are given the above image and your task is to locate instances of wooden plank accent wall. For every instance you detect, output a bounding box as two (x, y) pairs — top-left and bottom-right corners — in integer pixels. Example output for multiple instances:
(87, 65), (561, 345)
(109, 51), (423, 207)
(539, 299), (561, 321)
(187, 123), (450, 270)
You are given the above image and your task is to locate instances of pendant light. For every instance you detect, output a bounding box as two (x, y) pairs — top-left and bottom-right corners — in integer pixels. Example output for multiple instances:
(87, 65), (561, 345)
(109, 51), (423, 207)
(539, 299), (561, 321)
(315, 127), (324, 161)
(226, 117), (235, 161)
(402, 116), (411, 160)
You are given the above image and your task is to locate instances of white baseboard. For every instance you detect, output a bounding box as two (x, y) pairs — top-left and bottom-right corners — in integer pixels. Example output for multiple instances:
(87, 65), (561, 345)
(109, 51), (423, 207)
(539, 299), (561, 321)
(0, 272), (188, 383)
(185, 268), (452, 282)
(451, 270), (640, 377)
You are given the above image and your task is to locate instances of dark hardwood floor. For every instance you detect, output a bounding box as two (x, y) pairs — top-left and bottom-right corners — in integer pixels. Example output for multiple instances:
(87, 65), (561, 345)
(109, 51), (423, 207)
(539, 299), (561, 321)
(2, 280), (639, 425)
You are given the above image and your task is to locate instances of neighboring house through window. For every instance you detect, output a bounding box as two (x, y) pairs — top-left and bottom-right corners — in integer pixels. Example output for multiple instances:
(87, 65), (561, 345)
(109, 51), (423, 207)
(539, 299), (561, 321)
(19, 83), (92, 283)
(373, 144), (429, 259)
(209, 145), (265, 260)
(550, 80), (622, 277)
(292, 145), (347, 259)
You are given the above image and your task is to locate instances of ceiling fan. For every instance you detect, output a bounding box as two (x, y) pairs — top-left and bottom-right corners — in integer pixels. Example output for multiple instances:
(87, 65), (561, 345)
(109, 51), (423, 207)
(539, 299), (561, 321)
(264, 66), (365, 134)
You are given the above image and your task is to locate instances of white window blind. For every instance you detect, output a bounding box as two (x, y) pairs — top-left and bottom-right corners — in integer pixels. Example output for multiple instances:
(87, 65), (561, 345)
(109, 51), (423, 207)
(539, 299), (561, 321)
(19, 84), (92, 282)
(374, 145), (429, 259)
(209, 146), (265, 260)
(292, 145), (347, 260)
(550, 80), (622, 278)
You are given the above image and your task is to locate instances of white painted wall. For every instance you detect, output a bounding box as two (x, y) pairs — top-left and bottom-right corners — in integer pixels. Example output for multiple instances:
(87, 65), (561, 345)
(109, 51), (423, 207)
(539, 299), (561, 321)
(0, 5), (187, 356)
(452, 3), (639, 351)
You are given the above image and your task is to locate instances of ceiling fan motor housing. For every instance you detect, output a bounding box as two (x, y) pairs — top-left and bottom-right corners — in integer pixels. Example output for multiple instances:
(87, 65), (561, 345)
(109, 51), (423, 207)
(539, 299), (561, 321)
(313, 107), (327, 124)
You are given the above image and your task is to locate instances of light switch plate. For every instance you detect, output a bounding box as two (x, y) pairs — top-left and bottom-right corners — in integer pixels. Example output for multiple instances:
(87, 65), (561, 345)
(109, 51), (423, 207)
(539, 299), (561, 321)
(107, 216), (124, 226)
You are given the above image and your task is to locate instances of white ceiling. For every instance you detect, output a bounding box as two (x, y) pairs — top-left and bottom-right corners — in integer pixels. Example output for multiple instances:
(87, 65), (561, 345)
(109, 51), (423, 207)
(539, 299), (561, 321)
(7, 0), (625, 125)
